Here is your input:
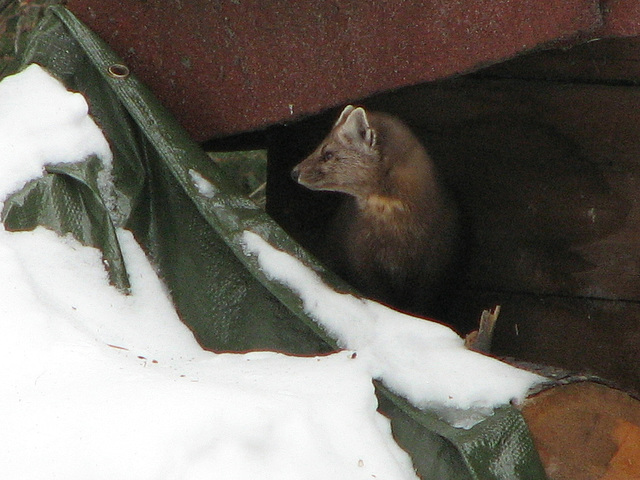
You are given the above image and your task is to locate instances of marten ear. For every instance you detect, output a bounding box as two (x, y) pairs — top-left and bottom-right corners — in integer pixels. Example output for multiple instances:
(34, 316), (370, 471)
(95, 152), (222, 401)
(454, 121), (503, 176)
(335, 105), (356, 126)
(338, 106), (376, 150)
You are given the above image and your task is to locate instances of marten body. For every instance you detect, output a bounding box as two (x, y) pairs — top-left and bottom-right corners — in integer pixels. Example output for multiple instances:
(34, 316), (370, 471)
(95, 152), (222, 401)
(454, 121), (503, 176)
(291, 105), (459, 315)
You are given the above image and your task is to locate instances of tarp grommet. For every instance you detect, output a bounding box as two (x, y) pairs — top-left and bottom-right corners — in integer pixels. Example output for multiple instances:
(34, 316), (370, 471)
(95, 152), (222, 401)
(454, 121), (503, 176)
(107, 64), (130, 79)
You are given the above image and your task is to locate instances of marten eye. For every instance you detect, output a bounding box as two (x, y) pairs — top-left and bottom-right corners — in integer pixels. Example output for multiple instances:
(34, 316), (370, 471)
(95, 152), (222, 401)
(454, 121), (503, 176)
(321, 150), (334, 162)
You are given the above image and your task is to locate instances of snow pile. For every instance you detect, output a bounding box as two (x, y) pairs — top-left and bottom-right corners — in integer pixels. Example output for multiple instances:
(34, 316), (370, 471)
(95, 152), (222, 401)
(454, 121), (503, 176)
(189, 168), (218, 198)
(0, 65), (417, 480)
(0, 64), (114, 210)
(243, 232), (545, 425)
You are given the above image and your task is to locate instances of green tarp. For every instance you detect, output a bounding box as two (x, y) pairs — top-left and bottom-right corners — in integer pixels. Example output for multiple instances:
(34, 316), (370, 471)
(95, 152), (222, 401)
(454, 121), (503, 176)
(1, 6), (547, 479)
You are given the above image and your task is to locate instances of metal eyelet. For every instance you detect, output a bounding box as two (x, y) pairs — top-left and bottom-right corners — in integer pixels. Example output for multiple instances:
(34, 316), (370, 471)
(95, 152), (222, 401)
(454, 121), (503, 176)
(107, 64), (130, 79)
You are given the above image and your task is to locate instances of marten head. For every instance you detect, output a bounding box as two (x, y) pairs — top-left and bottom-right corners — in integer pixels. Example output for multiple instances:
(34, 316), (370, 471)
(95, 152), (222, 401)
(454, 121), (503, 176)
(291, 105), (383, 198)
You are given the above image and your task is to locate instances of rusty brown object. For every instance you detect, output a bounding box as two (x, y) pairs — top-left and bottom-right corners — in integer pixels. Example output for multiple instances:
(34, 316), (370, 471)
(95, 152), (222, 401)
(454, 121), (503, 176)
(63, 0), (640, 142)
(522, 382), (640, 480)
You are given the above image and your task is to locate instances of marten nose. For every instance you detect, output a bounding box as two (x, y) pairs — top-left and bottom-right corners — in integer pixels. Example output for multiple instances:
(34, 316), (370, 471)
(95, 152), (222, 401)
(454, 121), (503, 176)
(290, 166), (300, 182)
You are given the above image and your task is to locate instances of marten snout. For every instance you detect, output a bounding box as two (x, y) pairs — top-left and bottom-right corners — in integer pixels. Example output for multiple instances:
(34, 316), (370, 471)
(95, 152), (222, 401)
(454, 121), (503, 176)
(290, 165), (300, 183)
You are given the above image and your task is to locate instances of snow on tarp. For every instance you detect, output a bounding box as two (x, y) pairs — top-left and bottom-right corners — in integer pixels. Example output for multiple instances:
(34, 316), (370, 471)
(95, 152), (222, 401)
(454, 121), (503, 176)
(242, 231), (545, 426)
(0, 64), (418, 480)
(0, 63), (113, 204)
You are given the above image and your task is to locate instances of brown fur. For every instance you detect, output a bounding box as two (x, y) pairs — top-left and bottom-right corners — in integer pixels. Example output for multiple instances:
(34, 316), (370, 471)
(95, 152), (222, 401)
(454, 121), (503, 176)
(291, 106), (459, 316)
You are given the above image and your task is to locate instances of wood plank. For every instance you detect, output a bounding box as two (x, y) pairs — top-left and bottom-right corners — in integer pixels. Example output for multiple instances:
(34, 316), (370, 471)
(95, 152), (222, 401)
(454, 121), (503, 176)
(479, 37), (640, 85)
(448, 292), (640, 394)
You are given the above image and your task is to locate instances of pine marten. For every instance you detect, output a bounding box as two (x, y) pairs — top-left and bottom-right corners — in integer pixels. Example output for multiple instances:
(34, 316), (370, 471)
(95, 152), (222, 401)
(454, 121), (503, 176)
(291, 105), (459, 316)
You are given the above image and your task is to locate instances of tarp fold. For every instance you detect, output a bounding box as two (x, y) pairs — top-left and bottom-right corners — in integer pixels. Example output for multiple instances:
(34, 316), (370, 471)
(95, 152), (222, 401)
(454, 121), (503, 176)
(2, 6), (547, 479)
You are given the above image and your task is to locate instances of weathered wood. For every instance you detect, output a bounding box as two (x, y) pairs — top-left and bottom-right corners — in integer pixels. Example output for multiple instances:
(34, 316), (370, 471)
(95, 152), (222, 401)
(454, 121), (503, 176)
(448, 292), (640, 394)
(480, 37), (640, 85)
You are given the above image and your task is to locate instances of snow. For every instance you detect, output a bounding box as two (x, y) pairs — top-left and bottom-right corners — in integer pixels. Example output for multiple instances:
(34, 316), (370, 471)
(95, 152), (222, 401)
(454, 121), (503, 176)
(0, 63), (545, 478)
(189, 168), (218, 198)
(0, 64), (417, 480)
(241, 232), (546, 426)
(0, 63), (114, 212)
